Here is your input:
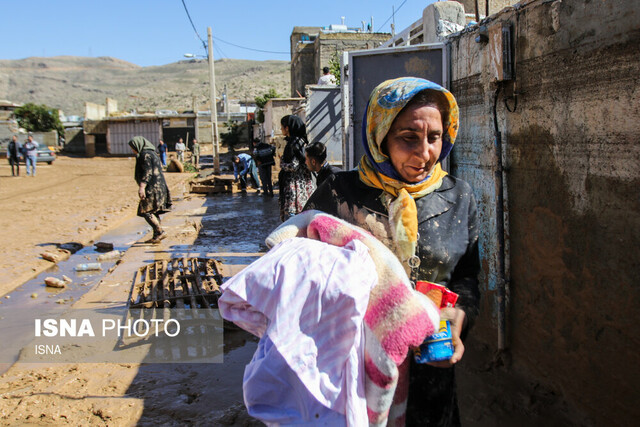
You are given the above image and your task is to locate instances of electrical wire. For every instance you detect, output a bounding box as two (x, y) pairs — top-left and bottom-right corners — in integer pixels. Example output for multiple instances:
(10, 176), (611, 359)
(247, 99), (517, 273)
(181, 0), (288, 56)
(211, 35), (289, 55)
(213, 42), (228, 60)
(376, 0), (408, 32)
(181, 0), (207, 51)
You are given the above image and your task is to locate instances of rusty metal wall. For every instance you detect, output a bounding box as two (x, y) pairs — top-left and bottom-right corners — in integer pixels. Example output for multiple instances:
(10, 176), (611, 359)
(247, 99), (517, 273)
(107, 120), (161, 154)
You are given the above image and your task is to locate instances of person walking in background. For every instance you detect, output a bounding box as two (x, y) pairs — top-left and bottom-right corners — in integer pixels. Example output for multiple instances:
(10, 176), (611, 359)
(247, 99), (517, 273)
(278, 115), (315, 221)
(304, 141), (341, 188)
(317, 66), (336, 85)
(175, 137), (186, 163)
(233, 153), (260, 192)
(191, 138), (200, 169)
(128, 136), (172, 244)
(253, 138), (275, 196)
(8, 135), (21, 176)
(158, 139), (167, 167)
(23, 135), (39, 177)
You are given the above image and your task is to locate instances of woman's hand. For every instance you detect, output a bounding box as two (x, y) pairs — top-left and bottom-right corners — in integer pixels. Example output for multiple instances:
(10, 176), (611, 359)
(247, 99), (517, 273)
(427, 307), (466, 368)
(138, 183), (146, 200)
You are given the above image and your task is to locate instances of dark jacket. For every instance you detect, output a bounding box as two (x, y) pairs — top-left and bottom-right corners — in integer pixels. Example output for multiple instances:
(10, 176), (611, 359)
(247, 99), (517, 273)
(315, 163), (341, 188)
(280, 136), (306, 168)
(304, 170), (480, 426)
(135, 150), (171, 217)
(8, 140), (21, 159)
(253, 142), (275, 167)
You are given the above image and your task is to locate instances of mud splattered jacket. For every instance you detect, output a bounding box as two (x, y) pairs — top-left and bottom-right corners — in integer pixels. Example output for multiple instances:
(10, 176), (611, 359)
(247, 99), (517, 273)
(304, 170), (481, 426)
(135, 150), (172, 217)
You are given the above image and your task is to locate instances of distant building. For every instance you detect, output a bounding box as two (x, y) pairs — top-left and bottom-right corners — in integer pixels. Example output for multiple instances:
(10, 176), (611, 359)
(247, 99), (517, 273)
(0, 100), (22, 121)
(452, 0), (520, 22)
(290, 25), (391, 97)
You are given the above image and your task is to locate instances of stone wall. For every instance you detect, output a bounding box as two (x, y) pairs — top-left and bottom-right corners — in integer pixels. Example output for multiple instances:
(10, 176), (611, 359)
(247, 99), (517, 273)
(290, 43), (316, 97)
(453, 0), (519, 18)
(314, 33), (391, 82)
(290, 27), (390, 96)
(447, 0), (640, 424)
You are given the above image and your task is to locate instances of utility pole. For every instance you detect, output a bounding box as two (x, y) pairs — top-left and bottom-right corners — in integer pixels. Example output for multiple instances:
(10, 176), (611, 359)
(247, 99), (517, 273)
(224, 84), (230, 122)
(392, 6), (396, 37)
(207, 27), (220, 173)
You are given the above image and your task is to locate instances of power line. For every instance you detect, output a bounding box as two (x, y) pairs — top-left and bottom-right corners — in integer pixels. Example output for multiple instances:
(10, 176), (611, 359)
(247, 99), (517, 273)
(181, 0), (207, 51)
(180, 0), (288, 56)
(214, 42), (228, 60)
(376, 0), (408, 32)
(211, 35), (290, 55)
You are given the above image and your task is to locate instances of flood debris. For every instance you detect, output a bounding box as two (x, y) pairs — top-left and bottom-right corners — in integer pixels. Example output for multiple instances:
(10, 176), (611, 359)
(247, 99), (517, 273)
(75, 263), (102, 272)
(44, 277), (66, 289)
(97, 250), (122, 261)
(167, 158), (184, 173)
(128, 258), (223, 309)
(58, 242), (83, 253)
(31, 293), (38, 299)
(62, 275), (73, 284)
(190, 176), (234, 194)
(40, 248), (71, 263)
(94, 241), (114, 252)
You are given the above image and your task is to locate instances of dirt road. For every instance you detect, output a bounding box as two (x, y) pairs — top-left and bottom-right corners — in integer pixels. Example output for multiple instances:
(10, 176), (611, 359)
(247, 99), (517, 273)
(0, 155), (578, 426)
(0, 155), (192, 296)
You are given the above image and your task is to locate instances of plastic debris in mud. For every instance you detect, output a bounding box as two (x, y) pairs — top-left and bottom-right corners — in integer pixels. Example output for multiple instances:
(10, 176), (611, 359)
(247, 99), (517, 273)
(44, 277), (66, 288)
(75, 263), (102, 272)
(96, 250), (122, 261)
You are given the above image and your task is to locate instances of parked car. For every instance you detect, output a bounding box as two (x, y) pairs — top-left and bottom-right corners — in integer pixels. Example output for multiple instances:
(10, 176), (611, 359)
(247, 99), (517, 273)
(35, 145), (56, 164)
(4, 145), (56, 164)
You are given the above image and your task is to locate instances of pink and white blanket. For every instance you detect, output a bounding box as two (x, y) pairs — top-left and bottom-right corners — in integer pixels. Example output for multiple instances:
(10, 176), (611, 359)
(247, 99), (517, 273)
(266, 210), (440, 426)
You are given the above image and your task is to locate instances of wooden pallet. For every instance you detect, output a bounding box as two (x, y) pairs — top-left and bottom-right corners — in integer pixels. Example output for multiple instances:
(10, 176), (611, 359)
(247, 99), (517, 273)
(189, 176), (235, 194)
(128, 258), (223, 309)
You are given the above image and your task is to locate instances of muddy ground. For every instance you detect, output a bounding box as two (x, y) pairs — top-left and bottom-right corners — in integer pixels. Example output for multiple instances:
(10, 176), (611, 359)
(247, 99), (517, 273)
(0, 154), (579, 426)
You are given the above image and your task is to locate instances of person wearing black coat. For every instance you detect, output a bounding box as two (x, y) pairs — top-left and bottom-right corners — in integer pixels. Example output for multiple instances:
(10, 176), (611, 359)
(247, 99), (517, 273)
(7, 135), (21, 176)
(304, 141), (341, 188)
(304, 77), (480, 426)
(278, 115), (315, 221)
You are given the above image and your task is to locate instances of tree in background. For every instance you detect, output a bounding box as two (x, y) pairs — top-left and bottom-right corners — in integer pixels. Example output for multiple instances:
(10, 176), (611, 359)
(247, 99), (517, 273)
(329, 53), (341, 86)
(254, 89), (282, 123)
(220, 121), (242, 148)
(14, 103), (64, 136)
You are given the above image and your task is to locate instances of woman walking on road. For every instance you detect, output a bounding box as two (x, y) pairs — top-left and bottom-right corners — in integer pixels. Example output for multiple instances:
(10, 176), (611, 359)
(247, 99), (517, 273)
(278, 115), (315, 221)
(128, 136), (172, 243)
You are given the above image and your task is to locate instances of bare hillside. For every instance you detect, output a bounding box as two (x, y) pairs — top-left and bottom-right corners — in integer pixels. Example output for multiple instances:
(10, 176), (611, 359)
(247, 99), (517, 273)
(0, 56), (290, 116)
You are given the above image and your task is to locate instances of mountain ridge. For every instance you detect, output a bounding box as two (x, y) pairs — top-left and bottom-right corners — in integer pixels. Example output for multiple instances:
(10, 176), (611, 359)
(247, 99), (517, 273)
(0, 55), (290, 116)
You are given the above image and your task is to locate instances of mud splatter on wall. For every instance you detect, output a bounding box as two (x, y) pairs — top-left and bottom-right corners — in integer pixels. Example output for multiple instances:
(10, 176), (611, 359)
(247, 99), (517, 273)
(448, 0), (640, 424)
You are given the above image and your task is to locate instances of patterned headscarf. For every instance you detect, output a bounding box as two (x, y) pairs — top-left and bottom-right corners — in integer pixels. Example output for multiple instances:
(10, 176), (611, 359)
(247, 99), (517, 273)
(128, 136), (156, 157)
(357, 77), (459, 264)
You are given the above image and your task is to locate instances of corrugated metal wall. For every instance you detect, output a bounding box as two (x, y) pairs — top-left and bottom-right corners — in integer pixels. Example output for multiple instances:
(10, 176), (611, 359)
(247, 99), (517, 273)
(107, 120), (161, 154)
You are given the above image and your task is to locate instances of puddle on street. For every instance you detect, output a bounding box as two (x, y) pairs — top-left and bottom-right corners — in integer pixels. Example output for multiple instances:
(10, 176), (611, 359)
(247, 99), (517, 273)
(0, 217), (147, 371)
(0, 191), (281, 373)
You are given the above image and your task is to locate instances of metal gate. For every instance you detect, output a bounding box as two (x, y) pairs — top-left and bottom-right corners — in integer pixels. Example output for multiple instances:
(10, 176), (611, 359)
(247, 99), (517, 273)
(343, 44), (448, 169)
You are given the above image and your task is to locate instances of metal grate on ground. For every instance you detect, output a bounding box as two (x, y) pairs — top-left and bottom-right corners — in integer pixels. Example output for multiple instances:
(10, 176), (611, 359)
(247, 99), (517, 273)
(128, 258), (223, 309)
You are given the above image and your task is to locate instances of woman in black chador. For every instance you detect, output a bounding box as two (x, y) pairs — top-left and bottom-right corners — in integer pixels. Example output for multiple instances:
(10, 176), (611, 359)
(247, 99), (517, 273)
(128, 136), (172, 243)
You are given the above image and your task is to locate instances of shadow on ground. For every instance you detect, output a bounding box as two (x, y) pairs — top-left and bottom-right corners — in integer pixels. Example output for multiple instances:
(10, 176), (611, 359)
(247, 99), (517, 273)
(124, 190), (280, 425)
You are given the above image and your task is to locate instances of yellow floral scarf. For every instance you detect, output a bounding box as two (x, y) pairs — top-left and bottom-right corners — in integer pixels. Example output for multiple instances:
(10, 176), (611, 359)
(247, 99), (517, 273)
(357, 77), (459, 264)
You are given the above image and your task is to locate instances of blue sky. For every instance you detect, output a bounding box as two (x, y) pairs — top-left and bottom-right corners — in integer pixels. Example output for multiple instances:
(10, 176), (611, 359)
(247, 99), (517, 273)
(2, 0), (436, 66)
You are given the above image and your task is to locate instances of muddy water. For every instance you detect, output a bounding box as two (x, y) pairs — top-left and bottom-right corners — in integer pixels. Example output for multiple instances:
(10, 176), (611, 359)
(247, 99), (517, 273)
(125, 192), (281, 424)
(0, 217), (148, 372)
